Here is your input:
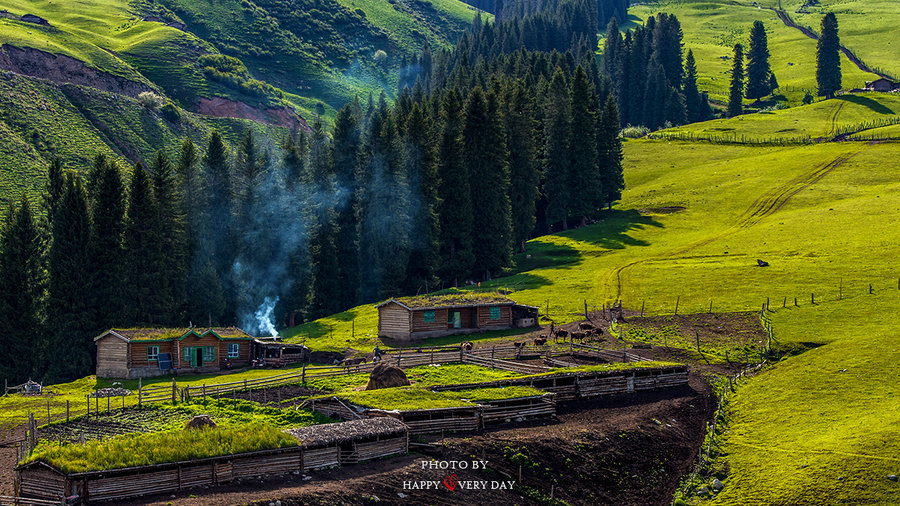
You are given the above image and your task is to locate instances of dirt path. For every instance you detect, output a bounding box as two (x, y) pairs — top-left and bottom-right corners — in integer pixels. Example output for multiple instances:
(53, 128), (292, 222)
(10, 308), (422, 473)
(768, 7), (890, 79)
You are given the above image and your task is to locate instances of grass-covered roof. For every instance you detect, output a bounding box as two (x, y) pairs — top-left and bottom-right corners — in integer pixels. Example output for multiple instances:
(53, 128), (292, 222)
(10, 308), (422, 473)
(102, 327), (252, 342)
(286, 418), (407, 446)
(381, 291), (516, 309)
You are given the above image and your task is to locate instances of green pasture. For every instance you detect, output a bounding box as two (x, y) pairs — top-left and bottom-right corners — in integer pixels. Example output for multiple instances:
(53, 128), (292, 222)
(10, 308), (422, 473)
(331, 385), (545, 410)
(710, 287), (900, 505)
(653, 93), (900, 143)
(626, 0), (878, 104)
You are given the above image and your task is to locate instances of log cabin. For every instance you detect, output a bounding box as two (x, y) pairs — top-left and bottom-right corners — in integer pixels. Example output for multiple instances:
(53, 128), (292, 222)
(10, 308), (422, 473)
(94, 327), (254, 379)
(376, 293), (539, 341)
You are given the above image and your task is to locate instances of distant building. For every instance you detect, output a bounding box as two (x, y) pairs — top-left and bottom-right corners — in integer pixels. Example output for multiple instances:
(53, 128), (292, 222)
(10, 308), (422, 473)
(94, 327), (254, 378)
(864, 78), (900, 92)
(21, 14), (49, 26)
(376, 293), (539, 341)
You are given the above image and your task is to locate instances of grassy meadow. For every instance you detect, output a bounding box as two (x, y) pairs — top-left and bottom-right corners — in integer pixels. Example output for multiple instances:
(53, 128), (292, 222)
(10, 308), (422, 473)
(710, 287), (900, 504)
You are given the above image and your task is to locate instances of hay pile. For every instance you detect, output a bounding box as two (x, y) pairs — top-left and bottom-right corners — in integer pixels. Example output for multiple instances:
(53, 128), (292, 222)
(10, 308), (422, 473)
(184, 414), (217, 430)
(365, 363), (410, 390)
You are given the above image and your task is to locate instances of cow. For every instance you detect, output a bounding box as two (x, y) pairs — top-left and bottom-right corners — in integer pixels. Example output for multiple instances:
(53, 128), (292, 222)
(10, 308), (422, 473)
(570, 331), (586, 342)
(513, 341), (525, 348)
(461, 341), (474, 352)
(533, 337), (547, 346)
(578, 322), (595, 331)
(554, 330), (569, 342)
(341, 357), (367, 372)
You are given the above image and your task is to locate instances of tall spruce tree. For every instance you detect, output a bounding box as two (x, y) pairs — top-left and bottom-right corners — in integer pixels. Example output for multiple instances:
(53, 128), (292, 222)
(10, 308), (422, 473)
(504, 78), (540, 251)
(0, 196), (44, 383)
(816, 12), (841, 98)
(402, 102), (441, 293)
(88, 156), (127, 329)
(330, 104), (362, 308)
(123, 163), (164, 324)
(642, 60), (668, 129)
(202, 131), (234, 320)
(598, 94), (625, 209)
(436, 88), (474, 286)
(727, 43), (745, 117)
(543, 68), (572, 230)
(568, 65), (602, 223)
(42, 158), (65, 230)
(463, 86), (513, 279)
(683, 50), (710, 122)
(150, 150), (187, 323)
(47, 175), (94, 381)
(746, 21), (775, 100)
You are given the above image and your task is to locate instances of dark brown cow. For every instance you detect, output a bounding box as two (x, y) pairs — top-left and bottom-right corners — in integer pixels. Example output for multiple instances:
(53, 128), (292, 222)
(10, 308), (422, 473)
(533, 337), (547, 346)
(461, 341), (474, 352)
(554, 330), (569, 341)
(578, 322), (595, 331)
(341, 357), (367, 372)
(570, 331), (586, 342)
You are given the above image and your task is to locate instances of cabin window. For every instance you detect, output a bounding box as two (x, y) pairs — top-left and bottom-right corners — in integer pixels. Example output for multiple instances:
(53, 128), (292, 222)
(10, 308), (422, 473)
(228, 343), (240, 358)
(423, 310), (435, 323)
(203, 346), (216, 362)
(183, 347), (191, 363)
(489, 307), (502, 320)
(147, 346), (160, 362)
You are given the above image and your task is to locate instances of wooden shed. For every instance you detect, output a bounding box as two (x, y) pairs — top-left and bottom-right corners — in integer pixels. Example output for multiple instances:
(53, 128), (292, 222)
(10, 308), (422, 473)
(94, 327), (254, 379)
(865, 78), (900, 92)
(376, 293), (539, 341)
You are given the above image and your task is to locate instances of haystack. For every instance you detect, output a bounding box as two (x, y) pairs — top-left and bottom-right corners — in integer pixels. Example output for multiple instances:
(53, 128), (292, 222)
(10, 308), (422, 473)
(184, 414), (217, 430)
(365, 363), (410, 390)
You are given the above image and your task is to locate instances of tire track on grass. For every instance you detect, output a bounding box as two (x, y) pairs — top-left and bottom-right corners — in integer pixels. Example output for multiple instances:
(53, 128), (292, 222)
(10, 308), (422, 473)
(610, 152), (859, 299)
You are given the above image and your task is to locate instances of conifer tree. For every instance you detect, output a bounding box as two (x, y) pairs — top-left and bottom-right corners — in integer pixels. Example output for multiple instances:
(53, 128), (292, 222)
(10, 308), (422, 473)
(683, 50), (710, 122)
(598, 94), (625, 210)
(330, 104), (362, 308)
(47, 175), (94, 381)
(464, 86), (513, 279)
(436, 88), (474, 285)
(402, 102), (441, 293)
(568, 65), (601, 223)
(746, 21), (775, 100)
(816, 12), (841, 98)
(150, 150), (187, 323)
(543, 68), (572, 230)
(306, 213), (341, 318)
(0, 196), (44, 383)
(123, 163), (163, 324)
(504, 78), (540, 252)
(642, 60), (667, 129)
(88, 156), (127, 328)
(42, 158), (65, 228)
(727, 43), (745, 117)
(202, 131), (234, 318)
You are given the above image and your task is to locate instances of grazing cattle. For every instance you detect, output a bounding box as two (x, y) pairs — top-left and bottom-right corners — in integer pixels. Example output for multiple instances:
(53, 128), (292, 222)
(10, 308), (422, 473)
(570, 331), (586, 342)
(341, 357), (367, 372)
(554, 330), (569, 340)
(533, 337), (547, 346)
(578, 322), (594, 331)
(513, 341), (525, 348)
(461, 341), (474, 352)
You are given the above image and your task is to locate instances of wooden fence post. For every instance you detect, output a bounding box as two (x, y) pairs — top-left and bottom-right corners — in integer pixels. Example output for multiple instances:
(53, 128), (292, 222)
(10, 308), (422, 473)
(66, 400), (70, 422)
(172, 378), (177, 403)
(584, 300), (589, 321)
(47, 399), (50, 425)
(302, 364), (307, 383)
(794, 297), (798, 307)
(709, 300), (712, 313)
(86, 394), (89, 415)
(138, 378), (142, 408)
(640, 300), (644, 317)
(674, 296), (679, 316)
(811, 293), (815, 304)
(766, 297), (770, 311)
(783, 297), (786, 308)
(869, 284), (873, 294)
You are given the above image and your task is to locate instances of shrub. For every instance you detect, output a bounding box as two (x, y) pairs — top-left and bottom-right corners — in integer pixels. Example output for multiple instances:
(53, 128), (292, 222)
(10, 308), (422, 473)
(621, 125), (650, 138)
(138, 91), (164, 111)
(802, 91), (814, 105)
(373, 49), (388, 66)
(160, 101), (181, 123)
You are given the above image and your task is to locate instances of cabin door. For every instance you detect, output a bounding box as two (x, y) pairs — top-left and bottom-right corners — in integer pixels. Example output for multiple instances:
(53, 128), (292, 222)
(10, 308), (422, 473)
(194, 347), (204, 367)
(448, 311), (461, 329)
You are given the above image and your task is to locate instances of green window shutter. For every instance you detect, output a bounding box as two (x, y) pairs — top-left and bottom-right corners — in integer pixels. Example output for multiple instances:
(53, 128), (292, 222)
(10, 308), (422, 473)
(489, 307), (501, 320)
(424, 310), (435, 323)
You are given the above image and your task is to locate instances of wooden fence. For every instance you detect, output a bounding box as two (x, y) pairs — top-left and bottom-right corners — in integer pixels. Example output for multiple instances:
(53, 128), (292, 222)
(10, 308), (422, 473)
(0, 496), (61, 506)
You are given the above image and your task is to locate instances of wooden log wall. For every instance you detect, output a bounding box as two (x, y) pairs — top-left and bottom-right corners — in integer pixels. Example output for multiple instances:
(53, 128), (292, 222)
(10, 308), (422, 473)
(480, 395), (556, 424)
(15, 467), (65, 501)
(302, 447), (340, 471)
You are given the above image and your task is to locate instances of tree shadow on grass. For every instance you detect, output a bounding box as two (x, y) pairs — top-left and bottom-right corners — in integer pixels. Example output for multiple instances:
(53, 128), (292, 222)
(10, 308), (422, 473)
(575, 208), (664, 250)
(837, 94), (895, 115)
